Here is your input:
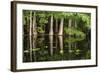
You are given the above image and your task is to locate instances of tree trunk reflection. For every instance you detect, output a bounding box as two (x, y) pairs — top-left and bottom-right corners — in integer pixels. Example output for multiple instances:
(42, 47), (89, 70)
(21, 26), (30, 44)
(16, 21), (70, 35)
(49, 35), (53, 56)
(58, 36), (63, 55)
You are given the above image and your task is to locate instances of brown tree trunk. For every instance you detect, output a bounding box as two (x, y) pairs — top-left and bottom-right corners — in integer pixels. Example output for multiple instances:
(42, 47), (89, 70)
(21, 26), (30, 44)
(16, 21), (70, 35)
(55, 18), (58, 34)
(74, 19), (77, 49)
(32, 12), (37, 61)
(29, 11), (33, 62)
(32, 12), (37, 35)
(58, 17), (64, 35)
(49, 15), (53, 35)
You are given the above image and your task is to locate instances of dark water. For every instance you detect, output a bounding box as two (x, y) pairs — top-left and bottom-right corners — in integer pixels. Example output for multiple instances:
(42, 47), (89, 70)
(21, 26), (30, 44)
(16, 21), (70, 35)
(23, 35), (91, 62)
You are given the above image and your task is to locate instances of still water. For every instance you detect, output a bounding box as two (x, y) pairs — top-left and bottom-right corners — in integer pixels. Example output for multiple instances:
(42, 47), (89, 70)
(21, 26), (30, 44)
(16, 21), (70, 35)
(23, 35), (91, 62)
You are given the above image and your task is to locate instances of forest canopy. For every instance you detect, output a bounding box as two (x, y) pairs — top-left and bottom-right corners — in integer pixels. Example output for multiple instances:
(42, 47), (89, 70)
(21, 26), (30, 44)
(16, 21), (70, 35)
(23, 10), (91, 36)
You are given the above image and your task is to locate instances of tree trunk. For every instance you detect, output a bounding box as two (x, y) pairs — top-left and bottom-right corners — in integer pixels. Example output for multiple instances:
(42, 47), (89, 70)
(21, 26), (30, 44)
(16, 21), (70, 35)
(32, 12), (37, 35)
(29, 11), (33, 62)
(55, 18), (58, 34)
(75, 19), (77, 28)
(49, 15), (53, 35)
(26, 16), (30, 50)
(68, 19), (72, 28)
(32, 12), (37, 61)
(58, 17), (64, 35)
(74, 19), (77, 48)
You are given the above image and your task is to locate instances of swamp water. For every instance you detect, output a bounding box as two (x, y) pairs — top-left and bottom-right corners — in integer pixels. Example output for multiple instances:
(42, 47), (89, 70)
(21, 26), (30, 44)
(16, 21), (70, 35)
(23, 34), (91, 62)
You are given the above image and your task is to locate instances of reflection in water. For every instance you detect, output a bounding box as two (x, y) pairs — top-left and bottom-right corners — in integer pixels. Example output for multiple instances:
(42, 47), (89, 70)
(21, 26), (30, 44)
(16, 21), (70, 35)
(49, 35), (53, 56)
(23, 35), (91, 62)
(32, 35), (37, 62)
(58, 36), (63, 55)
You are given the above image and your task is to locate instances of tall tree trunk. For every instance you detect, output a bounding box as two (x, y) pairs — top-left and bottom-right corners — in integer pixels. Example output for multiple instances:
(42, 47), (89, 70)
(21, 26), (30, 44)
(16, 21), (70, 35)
(55, 18), (58, 34)
(29, 11), (33, 62)
(58, 18), (64, 35)
(32, 12), (37, 61)
(32, 12), (37, 35)
(74, 19), (77, 49)
(49, 15), (53, 35)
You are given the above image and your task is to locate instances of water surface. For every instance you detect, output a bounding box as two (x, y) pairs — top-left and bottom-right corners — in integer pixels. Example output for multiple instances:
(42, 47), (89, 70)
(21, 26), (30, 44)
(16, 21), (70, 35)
(23, 34), (91, 62)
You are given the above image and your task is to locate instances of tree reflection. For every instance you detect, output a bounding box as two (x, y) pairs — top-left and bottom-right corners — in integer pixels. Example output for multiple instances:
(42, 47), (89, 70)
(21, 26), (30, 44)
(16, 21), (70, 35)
(58, 36), (63, 55)
(49, 35), (53, 56)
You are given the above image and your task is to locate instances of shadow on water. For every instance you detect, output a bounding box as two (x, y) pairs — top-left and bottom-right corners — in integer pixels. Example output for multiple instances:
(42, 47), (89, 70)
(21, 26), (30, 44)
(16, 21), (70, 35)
(23, 34), (91, 62)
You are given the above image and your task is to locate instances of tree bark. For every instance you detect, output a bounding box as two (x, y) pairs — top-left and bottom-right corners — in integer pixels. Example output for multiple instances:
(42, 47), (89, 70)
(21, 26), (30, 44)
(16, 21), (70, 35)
(58, 17), (64, 35)
(49, 15), (53, 35)
(32, 12), (37, 35)
(55, 18), (58, 34)
(29, 11), (33, 62)
(32, 12), (37, 61)
(74, 20), (77, 49)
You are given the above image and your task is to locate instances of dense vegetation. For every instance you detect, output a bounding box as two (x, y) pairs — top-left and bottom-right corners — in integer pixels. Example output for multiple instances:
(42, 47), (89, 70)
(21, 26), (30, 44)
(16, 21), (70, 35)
(23, 10), (91, 62)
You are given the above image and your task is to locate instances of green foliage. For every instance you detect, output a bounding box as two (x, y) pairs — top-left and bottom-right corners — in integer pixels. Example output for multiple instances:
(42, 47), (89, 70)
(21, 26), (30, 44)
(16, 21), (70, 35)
(78, 13), (91, 28)
(85, 50), (91, 59)
(23, 10), (30, 25)
(64, 36), (85, 43)
(36, 12), (49, 34)
(32, 48), (40, 51)
(23, 10), (91, 62)
(23, 10), (91, 34)
(39, 18), (48, 24)
(37, 27), (45, 33)
(24, 48), (40, 53)
(75, 49), (81, 55)
(64, 27), (86, 37)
